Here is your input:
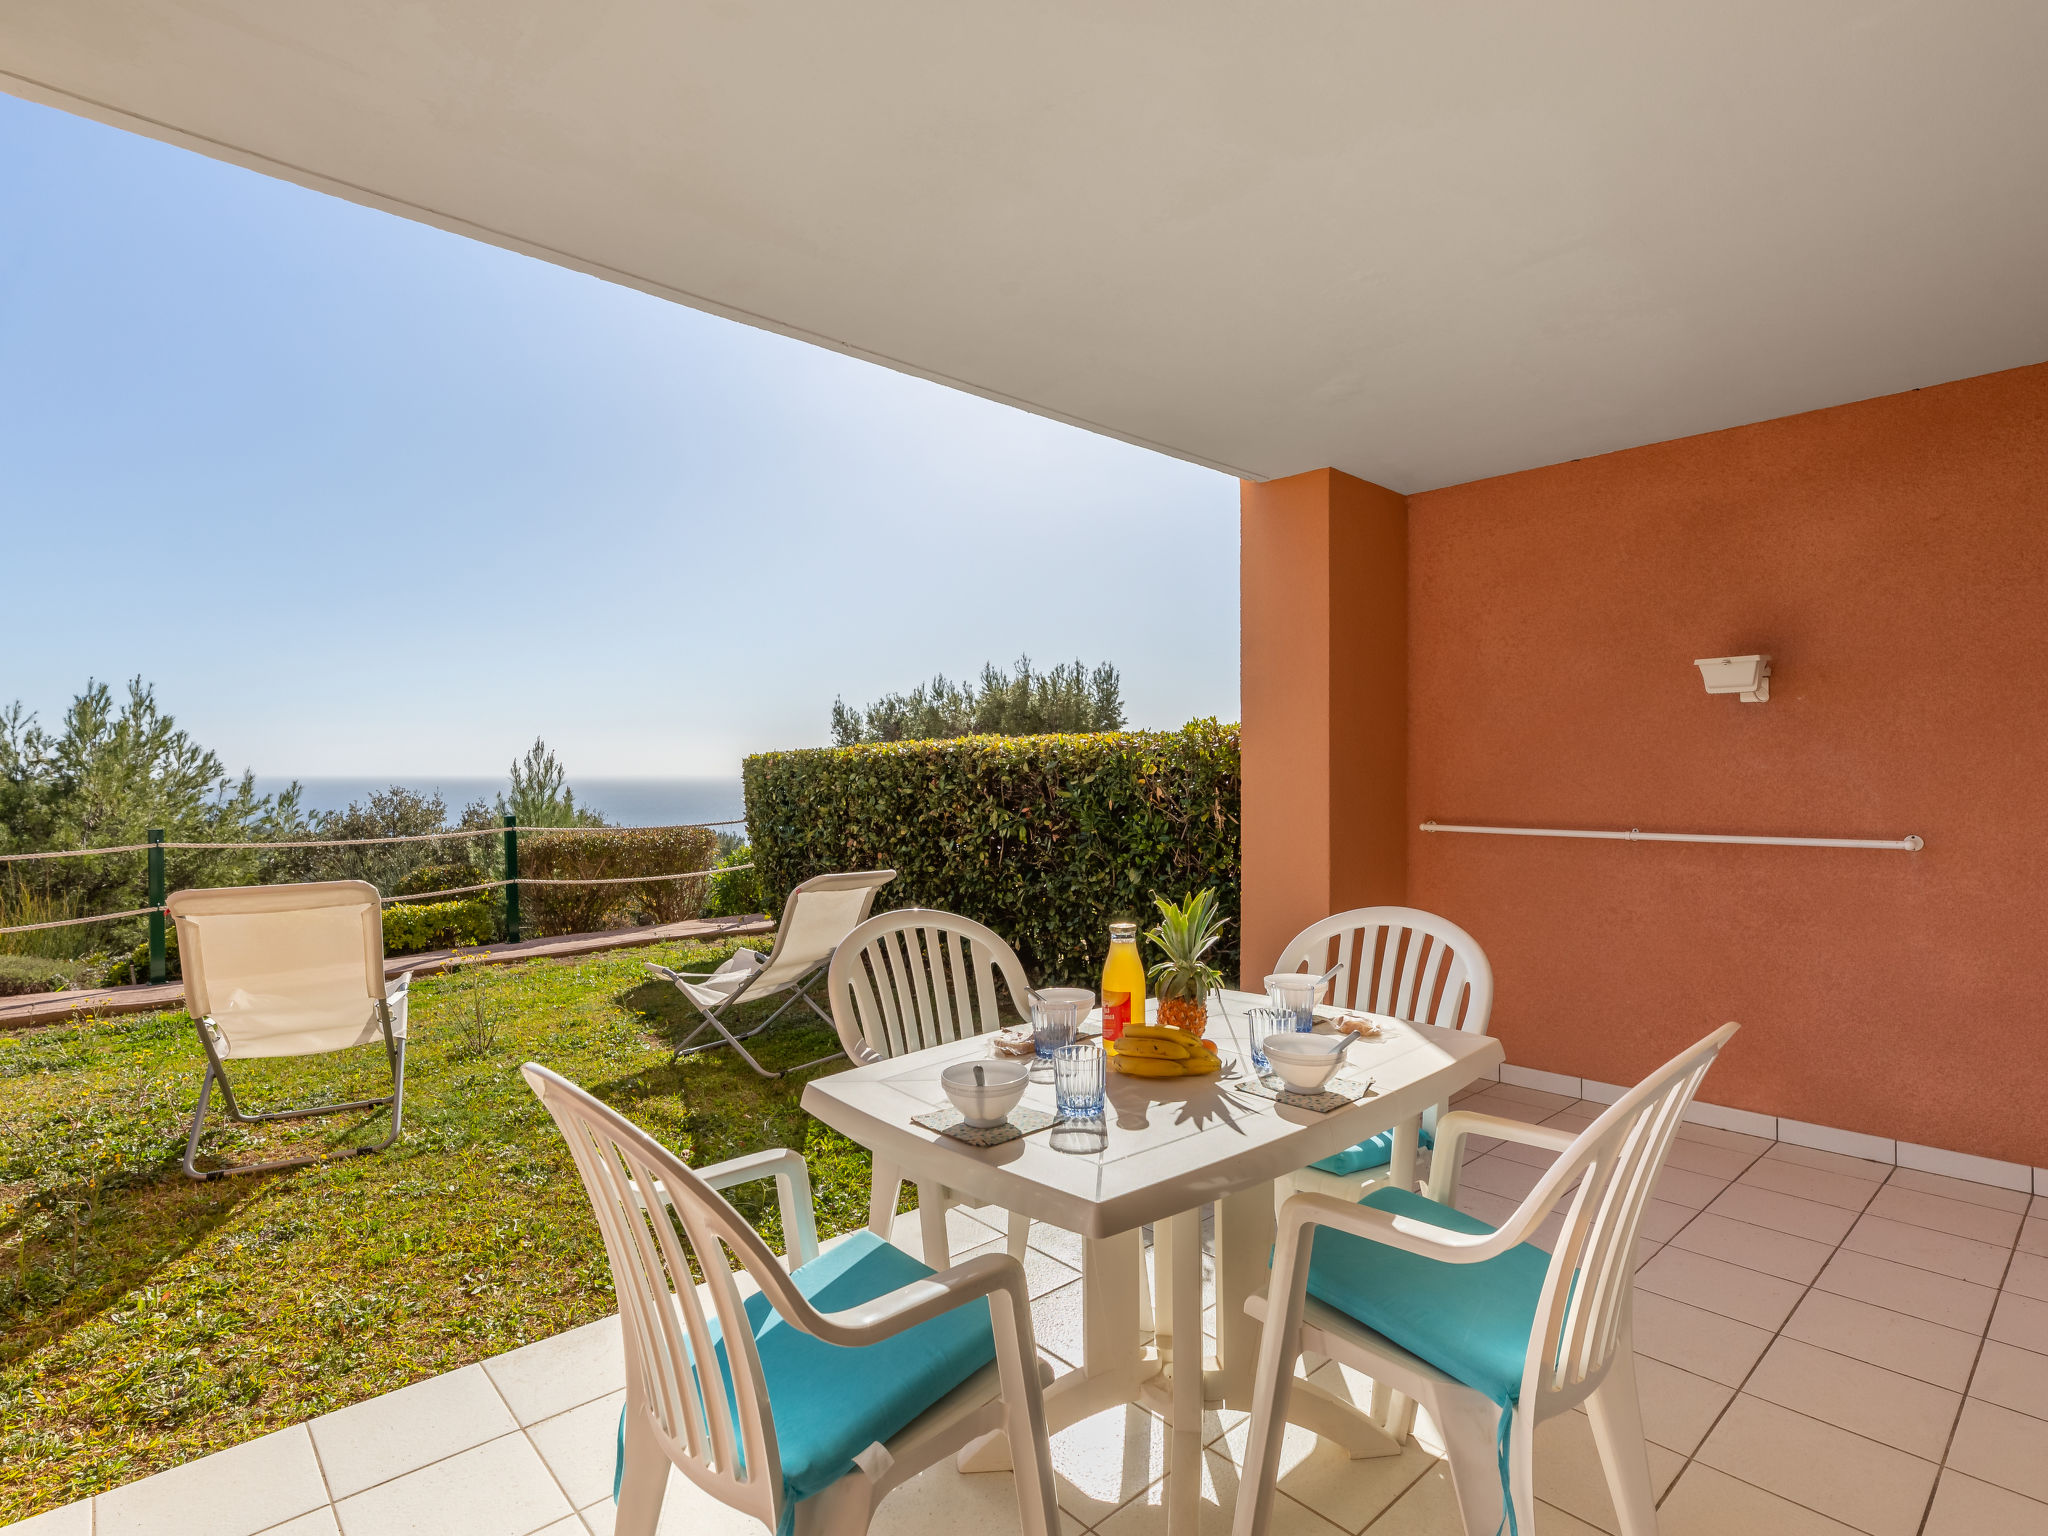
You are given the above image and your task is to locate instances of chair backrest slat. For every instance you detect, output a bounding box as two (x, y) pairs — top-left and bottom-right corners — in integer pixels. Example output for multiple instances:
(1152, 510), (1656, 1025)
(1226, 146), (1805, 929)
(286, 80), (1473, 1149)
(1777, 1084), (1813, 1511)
(1507, 1027), (1737, 1408)
(1277, 907), (1493, 1037)
(524, 1064), (868, 1533)
(828, 909), (1033, 1063)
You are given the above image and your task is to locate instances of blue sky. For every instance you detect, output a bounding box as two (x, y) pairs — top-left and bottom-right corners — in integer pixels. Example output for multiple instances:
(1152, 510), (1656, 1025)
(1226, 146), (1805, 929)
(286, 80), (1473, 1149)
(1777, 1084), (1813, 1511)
(0, 93), (1238, 782)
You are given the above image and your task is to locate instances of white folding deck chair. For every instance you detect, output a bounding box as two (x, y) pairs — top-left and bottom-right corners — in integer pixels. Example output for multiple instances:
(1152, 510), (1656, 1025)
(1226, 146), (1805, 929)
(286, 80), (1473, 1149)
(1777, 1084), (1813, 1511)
(1233, 1023), (1739, 1536)
(1273, 907), (1493, 1203)
(827, 908), (1038, 1269)
(168, 880), (409, 1181)
(647, 869), (895, 1078)
(523, 1063), (1060, 1536)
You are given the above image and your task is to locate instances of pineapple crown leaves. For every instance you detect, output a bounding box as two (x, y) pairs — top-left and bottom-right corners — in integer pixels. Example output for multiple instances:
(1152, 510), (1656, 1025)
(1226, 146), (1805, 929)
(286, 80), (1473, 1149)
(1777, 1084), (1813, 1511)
(1144, 887), (1229, 998)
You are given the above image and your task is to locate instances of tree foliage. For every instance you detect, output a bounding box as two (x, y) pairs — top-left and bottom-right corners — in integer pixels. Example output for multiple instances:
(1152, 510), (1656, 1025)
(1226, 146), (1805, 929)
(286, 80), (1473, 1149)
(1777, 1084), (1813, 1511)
(830, 656), (1124, 746)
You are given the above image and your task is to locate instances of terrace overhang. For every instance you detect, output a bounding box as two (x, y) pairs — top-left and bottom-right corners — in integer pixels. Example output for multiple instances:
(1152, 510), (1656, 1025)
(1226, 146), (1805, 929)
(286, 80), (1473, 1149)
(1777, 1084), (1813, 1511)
(4, 2), (2047, 492)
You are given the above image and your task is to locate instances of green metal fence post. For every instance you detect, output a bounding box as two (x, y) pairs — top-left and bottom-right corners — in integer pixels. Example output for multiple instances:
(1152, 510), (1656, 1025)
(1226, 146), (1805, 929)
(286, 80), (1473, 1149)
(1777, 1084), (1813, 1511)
(502, 814), (520, 942)
(147, 828), (166, 983)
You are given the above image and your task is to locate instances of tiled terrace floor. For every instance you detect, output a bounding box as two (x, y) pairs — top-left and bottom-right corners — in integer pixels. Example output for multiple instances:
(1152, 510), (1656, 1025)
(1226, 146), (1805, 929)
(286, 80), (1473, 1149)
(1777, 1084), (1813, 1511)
(10, 1081), (2047, 1536)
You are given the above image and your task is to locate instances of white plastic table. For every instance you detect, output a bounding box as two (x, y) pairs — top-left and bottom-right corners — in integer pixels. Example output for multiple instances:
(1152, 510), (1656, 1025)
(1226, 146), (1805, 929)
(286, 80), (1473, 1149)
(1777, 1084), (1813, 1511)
(801, 990), (1503, 1536)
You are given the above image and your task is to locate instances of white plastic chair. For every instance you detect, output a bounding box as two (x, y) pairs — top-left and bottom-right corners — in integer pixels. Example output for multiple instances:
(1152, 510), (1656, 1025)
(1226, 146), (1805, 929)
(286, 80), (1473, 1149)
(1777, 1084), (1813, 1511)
(523, 1063), (1059, 1536)
(1233, 1023), (1739, 1536)
(1273, 907), (1493, 1202)
(647, 869), (895, 1078)
(827, 907), (1037, 1269)
(167, 880), (409, 1180)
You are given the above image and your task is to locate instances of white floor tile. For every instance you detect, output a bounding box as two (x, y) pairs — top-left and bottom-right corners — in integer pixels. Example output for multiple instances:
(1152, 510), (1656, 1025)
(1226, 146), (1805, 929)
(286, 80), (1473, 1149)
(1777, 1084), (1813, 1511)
(1093, 1449), (1345, 1536)
(1889, 1166), (2034, 1213)
(1048, 1404), (1172, 1526)
(574, 1465), (770, 1536)
(1643, 1167), (1726, 1211)
(310, 1363), (518, 1499)
(1630, 1356), (1732, 1457)
(2021, 1217), (2048, 1257)
(1842, 1213), (2011, 1287)
(1705, 1184), (1857, 1245)
(332, 1431), (572, 1536)
(1660, 1137), (1761, 1181)
(1969, 1340), (2048, 1422)
(1943, 1397), (2048, 1504)
(1654, 1463), (1864, 1536)
(1987, 1291), (2048, 1354)
(1695, 1395), (1937, 1536)
(1667, 1212), (1834, 1283)
(1531, 1406), (1682, 1533)
(526, 1391), (626, 1511)
(2002, 1250), (2048, 1302)
(1355, 1461), (1462, 1535)
(483, 1317), (624, 1428)
(97, 1425), (329, 1536)
(1781, 1288), (1982, 1391)
(1761, 1142), (1893, 1182)
(1742, 1337), (1961, 1459)
(1630, 1292), (1773, 1388)
(254, 1513), (342, 1536)
(1734, 1156), (1881, 1212)
(1922, 1468), (2048, 1536)
(0, 1501), (93, 1536)
(1865, 1185), (2025, 1247)
(1213, 1414), (1440, 1531)
(1634, 1246), (1804, 1330)
(1814, 1249), (1998, 1335)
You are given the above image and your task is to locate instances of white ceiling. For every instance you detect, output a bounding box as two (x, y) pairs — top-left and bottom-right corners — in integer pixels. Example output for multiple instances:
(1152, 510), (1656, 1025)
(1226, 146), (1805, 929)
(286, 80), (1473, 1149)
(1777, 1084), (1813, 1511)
(5, 3), (2046, 490)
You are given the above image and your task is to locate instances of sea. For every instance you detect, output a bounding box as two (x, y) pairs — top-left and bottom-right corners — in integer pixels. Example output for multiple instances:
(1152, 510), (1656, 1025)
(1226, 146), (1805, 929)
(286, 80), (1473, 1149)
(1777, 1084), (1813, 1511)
(255, 777), (747, 829)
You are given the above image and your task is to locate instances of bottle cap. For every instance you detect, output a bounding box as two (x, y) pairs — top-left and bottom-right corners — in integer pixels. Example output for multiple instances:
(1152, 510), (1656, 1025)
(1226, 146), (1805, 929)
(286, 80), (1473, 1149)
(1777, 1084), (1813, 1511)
(1108, 921), (1138, 939)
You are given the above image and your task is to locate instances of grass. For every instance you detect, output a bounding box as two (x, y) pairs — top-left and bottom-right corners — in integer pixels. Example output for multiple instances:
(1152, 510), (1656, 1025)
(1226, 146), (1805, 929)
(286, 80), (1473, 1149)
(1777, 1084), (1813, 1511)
(0, 937), (884, 1523)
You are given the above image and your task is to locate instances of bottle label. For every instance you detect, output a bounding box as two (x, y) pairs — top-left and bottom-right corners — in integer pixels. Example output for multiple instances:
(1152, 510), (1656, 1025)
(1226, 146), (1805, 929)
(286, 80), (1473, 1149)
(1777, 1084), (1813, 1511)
(1101, 992), (1131, 1040)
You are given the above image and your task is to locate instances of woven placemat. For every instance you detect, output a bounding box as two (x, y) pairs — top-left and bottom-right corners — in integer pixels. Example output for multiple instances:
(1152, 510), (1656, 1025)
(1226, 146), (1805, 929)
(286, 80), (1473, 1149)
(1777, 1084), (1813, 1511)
(911, 1105), (1060, 1146)
(1234, 1072), (1375, 1114)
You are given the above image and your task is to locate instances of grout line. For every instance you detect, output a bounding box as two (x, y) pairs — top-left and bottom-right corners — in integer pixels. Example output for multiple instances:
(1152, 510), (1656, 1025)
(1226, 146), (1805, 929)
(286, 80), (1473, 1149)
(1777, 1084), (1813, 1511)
(481, 1358), (590, 1533)
(1912, 1204), (2025, 1536)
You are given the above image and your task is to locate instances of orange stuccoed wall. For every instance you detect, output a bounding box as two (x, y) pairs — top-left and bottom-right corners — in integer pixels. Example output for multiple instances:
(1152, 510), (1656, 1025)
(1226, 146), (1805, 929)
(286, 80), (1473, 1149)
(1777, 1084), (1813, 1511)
(1241, 362), (2048, 1166)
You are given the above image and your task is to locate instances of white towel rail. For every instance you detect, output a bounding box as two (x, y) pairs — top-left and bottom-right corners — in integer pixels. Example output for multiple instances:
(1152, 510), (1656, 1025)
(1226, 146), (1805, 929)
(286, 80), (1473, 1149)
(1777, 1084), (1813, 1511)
(1420, 821), (1923, 852)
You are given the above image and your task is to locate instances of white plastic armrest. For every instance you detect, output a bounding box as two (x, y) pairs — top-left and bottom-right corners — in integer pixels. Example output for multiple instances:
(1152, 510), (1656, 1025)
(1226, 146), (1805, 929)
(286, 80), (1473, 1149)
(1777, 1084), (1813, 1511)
(808, 1251), (1029, 1347)
(1276, 1189), (1526, 1266)
(1427, 1110), (1577, 1204)
(675, 1148), (821, 1266)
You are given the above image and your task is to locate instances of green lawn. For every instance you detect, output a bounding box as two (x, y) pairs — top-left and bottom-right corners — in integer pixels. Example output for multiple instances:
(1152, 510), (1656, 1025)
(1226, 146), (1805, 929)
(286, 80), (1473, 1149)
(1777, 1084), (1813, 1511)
(0, 938), (883, 1524)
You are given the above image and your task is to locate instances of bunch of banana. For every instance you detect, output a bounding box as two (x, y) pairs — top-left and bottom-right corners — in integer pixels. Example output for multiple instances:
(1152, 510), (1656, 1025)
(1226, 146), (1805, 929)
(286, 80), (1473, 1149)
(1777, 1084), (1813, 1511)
(1106, 1023), (1221, 1078)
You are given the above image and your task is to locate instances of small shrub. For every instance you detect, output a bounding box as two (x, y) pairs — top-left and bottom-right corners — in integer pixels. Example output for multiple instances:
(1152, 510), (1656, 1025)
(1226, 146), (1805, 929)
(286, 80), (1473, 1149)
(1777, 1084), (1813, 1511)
(520, 826), (718, 937)
(382, 897), (495, 955)
(106, 928), (181, 985)
(702, 844), (766, 918)
(0, 955), (77, 997)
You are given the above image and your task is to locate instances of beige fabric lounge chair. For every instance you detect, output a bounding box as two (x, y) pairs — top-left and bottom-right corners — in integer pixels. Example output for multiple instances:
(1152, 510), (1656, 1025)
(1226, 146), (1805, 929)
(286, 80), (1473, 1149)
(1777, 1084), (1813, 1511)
(646, 869), (896, 1078)
(167, 879), (409, 1180)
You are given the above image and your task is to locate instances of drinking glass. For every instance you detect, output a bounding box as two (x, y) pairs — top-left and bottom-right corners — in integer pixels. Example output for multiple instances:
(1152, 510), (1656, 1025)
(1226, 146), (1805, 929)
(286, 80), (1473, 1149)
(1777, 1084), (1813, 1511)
(1053, 1042), (1106, 1119)
(1264, 972), (1320, 1031)
(1031, 998), (1080, 1063)
(1243, 1005), (1289, 1075)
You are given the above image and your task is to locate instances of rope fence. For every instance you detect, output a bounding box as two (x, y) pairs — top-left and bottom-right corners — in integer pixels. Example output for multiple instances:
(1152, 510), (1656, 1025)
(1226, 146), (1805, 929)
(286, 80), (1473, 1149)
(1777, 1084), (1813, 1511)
(0, 817), (756, 977)
(0, 819), (746, 864)
(0, 864), (754, 935)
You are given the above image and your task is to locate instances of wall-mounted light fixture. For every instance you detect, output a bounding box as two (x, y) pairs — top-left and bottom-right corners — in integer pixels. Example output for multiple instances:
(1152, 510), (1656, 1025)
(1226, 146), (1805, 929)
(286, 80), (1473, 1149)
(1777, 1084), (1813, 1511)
(1695, 654), (1771, 703)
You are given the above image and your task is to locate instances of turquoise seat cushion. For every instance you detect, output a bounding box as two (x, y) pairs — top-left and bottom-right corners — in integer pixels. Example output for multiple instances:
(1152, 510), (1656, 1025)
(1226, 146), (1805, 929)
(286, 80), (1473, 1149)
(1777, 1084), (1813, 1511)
(616, 1229), (997, 1535)
(1308, 1123), (1434, 1177)
(1304, 1185), (1546, 1403)
(1300, 1186), (1553, 1536)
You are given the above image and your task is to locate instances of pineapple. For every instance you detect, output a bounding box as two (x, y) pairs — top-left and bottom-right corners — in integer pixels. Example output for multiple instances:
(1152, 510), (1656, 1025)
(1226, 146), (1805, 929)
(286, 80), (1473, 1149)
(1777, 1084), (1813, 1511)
(1145, 889), (1228, 1037)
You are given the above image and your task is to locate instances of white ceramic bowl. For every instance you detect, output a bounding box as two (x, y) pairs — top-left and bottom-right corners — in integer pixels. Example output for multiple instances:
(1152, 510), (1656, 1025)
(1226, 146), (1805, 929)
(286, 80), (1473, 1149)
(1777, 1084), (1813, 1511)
(941, 1059), (1030, 1127)
(1262, 1033), (1344, 1091)
(1034, 986), (1096, 1016)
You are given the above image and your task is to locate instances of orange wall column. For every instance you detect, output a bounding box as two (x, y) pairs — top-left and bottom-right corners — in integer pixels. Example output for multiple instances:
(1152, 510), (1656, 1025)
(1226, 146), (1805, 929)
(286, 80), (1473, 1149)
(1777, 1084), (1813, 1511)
(1239, 469), (1409, 986)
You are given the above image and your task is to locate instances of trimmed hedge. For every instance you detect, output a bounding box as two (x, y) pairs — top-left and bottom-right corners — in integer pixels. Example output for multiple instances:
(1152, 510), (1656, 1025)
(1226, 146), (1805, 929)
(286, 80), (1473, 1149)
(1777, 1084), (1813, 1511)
(520, 826), (719, 937)
(743, 721), (1240, 986)
(382, 896), (495, 955)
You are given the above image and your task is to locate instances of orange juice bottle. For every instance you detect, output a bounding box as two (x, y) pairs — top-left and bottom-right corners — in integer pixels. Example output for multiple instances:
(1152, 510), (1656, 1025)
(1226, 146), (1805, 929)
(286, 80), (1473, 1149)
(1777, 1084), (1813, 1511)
(1099, 921), (1146, 1041)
